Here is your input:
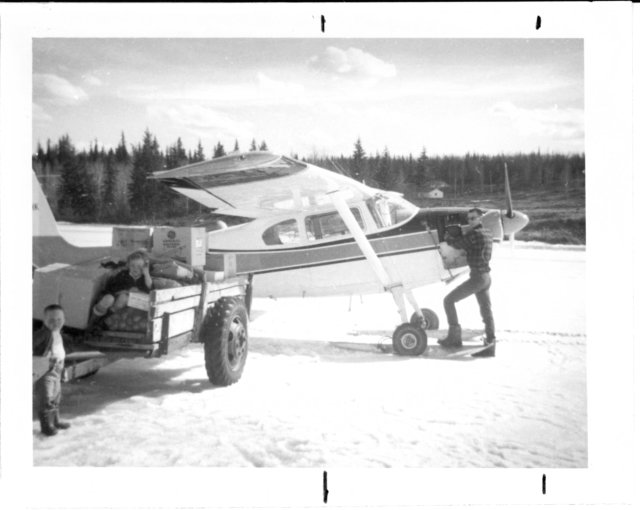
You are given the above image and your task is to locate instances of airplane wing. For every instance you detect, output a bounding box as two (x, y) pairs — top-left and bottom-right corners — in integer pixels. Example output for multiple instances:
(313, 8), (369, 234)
(150, 151), (377, 217)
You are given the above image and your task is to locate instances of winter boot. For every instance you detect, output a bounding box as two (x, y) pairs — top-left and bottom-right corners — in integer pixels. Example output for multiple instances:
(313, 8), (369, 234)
(53, 410), (71, 430)
(87, 310), (106, 333)
(438, 325), (462, 348)
(39, 411), (58, 437)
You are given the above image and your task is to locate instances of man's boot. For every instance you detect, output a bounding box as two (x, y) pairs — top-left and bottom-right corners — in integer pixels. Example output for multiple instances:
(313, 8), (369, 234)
(39, 411), (58, 437)
(53, 410), (71, 430)
(438, 325), (462, 347)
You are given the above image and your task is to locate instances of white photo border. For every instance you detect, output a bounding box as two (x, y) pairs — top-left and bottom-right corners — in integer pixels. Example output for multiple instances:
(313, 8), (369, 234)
(0, 2), (635, 509)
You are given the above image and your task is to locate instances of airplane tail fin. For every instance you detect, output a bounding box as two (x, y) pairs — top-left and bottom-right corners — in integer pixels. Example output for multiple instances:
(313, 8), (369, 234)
(32, 172), (62, 238)
(32, 172), (126, 267)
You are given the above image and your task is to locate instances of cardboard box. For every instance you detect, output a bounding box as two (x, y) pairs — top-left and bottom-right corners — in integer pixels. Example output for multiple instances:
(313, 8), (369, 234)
(438, 243), (468, 270)
(112, 227), (152, 251)
(33, 262), (112, 329)
(152, 227), (206, 267)
(127, 291), (150, 311)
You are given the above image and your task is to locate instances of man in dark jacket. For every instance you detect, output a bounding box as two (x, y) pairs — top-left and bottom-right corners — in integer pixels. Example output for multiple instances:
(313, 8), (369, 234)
(33, 304), (72, 436)
(439, 208), (496, 353)
(91, 250), (153, 318)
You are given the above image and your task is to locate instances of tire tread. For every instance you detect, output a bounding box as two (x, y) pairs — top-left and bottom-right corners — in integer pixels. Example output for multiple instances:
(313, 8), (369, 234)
(200, 297), (248, 386)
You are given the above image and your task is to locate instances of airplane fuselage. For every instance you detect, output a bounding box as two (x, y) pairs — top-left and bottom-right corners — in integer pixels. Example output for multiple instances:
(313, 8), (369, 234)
(202, 203), (524, 298)
(207, 228), (444, 298)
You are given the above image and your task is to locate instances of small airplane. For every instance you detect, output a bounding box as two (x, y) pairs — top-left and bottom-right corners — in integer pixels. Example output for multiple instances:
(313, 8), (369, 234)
(150, 152), (528, 353)
(33, 151), (528, 356)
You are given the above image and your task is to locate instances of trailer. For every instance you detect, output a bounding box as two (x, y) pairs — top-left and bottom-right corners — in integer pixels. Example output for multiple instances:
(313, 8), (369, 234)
(33, 273), (251, 387)
(32, 170), (253, 388)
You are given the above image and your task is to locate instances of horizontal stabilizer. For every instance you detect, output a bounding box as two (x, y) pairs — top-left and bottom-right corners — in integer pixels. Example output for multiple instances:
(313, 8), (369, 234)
(32, 173), (120, 267)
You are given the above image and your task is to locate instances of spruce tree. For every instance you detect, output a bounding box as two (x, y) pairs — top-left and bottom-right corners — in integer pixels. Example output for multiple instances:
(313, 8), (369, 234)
(115, 132), (130, 164)
(214, 142), (226, 158)
(36, 142), (45, 164)
(101, 150), (118, 221)
(415, 147), (429, 187)
(56, 135), (98, 221)
(194, 140), (205, 162)
(351, 137), (366, 182)
(161, 138), (188, 216)
(129, 129), (164, 219)
(250, 139), (257, 151)
(90, 138), (100, 162)
(166, 137), (188, 169)
(259, 140), (268, 151)
(374, 147), (394, 189)
(45, 139), (54, 167)
(233, 139), (240, 152)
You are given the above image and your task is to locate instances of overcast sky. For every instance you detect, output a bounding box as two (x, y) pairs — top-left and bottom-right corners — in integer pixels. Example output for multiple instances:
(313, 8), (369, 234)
(32, 38), (584, 157)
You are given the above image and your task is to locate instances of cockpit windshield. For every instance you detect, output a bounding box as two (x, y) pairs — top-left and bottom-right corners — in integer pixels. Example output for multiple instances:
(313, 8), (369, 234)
(366, 193), (418, 228)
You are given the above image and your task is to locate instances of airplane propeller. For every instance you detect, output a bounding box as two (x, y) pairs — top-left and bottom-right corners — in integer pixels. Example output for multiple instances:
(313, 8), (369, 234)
(504, 162), (514, 219)
(500, 162), (529, 238)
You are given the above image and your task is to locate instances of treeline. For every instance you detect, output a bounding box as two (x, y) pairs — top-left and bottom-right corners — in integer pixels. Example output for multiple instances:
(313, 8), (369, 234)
(307, 139), (585, 201)
(33, 131), (585, 224)
(33, 131), (270, 223)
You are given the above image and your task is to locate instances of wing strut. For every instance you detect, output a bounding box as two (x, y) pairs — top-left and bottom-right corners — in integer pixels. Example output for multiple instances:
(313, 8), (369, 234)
(328, 190), (423, 325)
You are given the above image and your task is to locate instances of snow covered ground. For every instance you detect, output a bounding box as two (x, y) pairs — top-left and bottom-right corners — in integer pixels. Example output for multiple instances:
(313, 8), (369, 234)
(34, 226), (586, 468)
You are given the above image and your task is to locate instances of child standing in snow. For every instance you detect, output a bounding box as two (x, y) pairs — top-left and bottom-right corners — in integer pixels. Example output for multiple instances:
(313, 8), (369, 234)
(33, 304), (71, 436)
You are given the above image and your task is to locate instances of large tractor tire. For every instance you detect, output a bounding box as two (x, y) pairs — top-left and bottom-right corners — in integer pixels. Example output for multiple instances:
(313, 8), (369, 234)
(200, 297), (249, 386)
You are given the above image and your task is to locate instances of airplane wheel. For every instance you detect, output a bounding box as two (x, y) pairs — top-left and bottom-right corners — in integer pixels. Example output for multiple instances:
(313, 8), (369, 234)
(410, 308), (439, 330)
(200, 297), (248, 387)
(392, 323), (427, 356)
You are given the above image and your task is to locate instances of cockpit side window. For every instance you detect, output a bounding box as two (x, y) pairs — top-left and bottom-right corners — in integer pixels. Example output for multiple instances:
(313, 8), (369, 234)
(305, 208), (364, 241)
(262, 219), (300, 246)
(366, 195), (417, 228)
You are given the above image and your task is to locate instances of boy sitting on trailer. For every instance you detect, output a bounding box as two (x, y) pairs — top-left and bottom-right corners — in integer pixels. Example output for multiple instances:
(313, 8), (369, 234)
(91, 250), (153, 320)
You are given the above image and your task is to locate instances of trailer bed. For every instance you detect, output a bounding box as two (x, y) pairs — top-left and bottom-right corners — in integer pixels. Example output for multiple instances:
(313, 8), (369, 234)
(33, 275), (248, 383)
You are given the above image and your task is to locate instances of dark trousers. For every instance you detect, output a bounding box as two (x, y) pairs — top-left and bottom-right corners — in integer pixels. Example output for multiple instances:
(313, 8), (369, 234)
(36, 359), (63, 415)
(443, 272), (495, 340)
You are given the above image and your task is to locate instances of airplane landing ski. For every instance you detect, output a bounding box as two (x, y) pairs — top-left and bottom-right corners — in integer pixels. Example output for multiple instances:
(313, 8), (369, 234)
(330, 336), (496, 359)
